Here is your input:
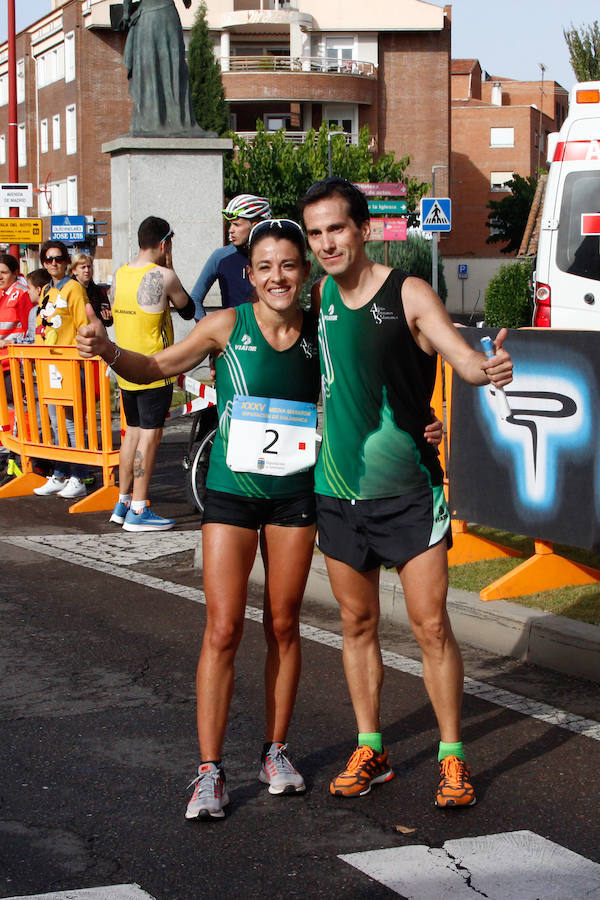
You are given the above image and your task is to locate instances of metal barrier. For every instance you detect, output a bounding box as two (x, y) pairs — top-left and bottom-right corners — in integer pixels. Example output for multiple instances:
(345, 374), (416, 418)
(0, 345), (120, 513)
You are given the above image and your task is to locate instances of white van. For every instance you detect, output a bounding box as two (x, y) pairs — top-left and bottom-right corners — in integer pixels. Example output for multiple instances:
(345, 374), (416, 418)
(534, 81), (600, 328)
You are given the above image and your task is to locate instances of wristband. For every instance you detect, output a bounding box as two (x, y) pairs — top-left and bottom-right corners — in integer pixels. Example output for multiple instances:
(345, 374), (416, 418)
(105, 344), (121, 377)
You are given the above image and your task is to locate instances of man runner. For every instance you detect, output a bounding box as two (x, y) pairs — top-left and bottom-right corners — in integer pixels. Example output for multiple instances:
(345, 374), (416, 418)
(110, 215), (195, 532)
(190, 194), (271, 319)
(300, 178), (513, 807)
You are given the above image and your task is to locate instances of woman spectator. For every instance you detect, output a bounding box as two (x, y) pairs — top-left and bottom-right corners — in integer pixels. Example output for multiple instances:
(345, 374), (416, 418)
(70, 252), (113, 327)
(0, 253), (35, 405)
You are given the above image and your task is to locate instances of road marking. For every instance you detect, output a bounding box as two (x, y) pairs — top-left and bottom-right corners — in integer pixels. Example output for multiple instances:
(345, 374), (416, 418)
(4, 534), (600, 743)
(339, 830), (600, 899)
(4, 885), (156, 900)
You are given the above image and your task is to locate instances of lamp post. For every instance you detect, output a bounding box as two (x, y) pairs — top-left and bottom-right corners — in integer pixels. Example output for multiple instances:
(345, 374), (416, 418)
(7, 0), (19, 260)
(430, 164), (447, 296)
(327, 129), (345, 178)
(537, 63), (546, 173)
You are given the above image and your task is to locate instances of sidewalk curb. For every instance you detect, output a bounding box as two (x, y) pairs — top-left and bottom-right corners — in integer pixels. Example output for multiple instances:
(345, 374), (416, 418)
(245, 552), (600, 685)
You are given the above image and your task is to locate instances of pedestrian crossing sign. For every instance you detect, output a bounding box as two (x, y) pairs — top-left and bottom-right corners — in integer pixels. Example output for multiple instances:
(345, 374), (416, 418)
(420, 197), (452, 232)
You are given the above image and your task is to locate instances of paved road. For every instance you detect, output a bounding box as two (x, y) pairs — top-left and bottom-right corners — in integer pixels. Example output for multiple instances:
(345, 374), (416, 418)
(1, 423), (599, 900)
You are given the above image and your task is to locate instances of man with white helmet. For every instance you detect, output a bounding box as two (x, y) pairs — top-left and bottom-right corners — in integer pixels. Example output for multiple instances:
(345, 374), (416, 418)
(190, 194), (271, 320)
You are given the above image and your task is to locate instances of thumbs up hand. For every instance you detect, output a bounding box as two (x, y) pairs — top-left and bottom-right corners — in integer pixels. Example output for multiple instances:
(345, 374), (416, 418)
(76, 303), (111, 359)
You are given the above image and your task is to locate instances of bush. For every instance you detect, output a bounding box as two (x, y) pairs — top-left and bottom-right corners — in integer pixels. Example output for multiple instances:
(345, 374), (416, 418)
(484, 260), (533, 328)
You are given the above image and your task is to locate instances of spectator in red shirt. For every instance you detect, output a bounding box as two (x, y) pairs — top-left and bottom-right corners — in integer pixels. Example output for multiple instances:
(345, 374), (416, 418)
(0, 254), (34, 405)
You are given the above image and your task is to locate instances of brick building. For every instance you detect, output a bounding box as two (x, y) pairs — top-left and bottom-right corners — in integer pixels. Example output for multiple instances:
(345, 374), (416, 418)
(0, 0), (451, 280)
(443, 58), (568, 314)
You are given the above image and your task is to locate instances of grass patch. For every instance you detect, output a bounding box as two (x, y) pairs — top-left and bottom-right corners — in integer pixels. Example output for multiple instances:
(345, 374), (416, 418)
(448, 525), (600, 626)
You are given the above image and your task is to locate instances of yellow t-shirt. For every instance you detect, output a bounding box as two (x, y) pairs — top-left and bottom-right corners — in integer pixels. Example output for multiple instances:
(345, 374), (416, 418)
(35, 278), (88, 347)
(112, 263), (174, 391)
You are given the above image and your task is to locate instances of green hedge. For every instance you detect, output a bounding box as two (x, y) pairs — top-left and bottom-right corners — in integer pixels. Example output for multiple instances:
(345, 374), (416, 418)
(484, 260), (533, 328)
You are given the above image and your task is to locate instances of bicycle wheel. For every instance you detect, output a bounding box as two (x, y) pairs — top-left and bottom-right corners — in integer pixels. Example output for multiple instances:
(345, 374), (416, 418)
(186, 426), (216, 514)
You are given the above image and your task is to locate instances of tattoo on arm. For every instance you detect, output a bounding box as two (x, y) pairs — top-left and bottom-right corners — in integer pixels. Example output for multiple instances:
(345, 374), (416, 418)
(137, 270), (164, 307)
(133, 450), (145, 479)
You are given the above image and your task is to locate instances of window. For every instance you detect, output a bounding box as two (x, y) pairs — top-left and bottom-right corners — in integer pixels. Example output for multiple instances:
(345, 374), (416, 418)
(67, 176), (77, 215)
(0, 75), (7, 107)
(490, 171), (513, 192)
(52, 114), (60, 149)
(557, 171), (600, 282)
(36, 43), (65, 88)
(325, 37), (354, 72)
(0, 135), (5, 165)
(17, 123), (26, 167)
(490, 127), (514, 148)
(40, 118), (48, 154)
(65, 31), (75, 82)
(38, 184), (51, 217)
(66, 104), (76, 155)
(16, 59), (25, 103)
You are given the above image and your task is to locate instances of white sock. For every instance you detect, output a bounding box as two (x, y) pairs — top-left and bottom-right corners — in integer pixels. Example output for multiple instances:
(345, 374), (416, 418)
(119, 493), (131, 505)
(131, 500), (146, 513)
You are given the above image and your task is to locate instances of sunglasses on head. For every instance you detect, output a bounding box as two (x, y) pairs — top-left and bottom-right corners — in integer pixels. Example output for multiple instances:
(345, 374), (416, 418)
(248, 218), (306, 246)
(160, 228), (174, 243)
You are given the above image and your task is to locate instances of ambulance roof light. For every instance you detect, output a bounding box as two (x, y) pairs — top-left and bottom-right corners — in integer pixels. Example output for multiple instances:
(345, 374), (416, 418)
(576, 88), (600, 104)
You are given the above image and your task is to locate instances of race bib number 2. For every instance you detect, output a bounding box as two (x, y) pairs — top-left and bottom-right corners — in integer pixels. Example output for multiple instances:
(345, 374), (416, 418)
(226, 394), (317, 476)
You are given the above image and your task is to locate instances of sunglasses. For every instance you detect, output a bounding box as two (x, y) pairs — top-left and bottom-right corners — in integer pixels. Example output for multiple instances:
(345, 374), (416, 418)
(44, 255), (66, 263)
(248, 218), (306, 246)
(160, 228), (174, 243)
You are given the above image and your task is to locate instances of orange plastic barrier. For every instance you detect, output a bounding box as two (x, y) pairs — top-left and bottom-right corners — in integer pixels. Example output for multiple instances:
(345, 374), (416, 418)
(0, 345), (119, 513)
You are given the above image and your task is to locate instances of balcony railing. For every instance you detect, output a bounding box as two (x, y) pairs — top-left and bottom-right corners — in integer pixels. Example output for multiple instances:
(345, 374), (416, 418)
(224, 56), (376, 78)
(235, 131), (376, 150)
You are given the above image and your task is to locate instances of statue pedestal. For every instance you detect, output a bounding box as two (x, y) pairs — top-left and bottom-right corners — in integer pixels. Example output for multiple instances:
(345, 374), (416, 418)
(103, 135), (233, 334)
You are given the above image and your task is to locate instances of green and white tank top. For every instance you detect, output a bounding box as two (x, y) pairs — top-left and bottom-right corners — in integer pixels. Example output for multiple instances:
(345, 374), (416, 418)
(207, 302), (320, 498)
(315, 270), (443, 499)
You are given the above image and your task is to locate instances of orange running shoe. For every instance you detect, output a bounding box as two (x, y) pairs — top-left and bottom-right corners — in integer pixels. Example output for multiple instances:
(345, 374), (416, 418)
(330, 745), (394, 797)
(435, 755), (476, 807)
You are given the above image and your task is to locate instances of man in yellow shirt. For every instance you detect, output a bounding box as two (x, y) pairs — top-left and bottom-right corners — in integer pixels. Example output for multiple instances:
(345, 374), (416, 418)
(109, 216), (195, 532)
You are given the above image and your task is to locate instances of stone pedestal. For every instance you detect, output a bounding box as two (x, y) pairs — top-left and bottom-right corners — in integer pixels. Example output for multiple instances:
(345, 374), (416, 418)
(102, 135), (233, 335)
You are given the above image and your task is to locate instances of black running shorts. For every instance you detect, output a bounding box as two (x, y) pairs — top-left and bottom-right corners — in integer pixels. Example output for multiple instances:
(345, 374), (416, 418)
(315, 485), (451, 572)
(201, 489), (316, 530)
(121, 384), (174, 430)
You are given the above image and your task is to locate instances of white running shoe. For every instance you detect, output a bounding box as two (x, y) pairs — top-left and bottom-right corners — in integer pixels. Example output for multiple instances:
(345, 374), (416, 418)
(57, 476), (87, 499)
(185, 763), (229, 819)
(259, 743), (306, 795)
(33, 475), (67, 496)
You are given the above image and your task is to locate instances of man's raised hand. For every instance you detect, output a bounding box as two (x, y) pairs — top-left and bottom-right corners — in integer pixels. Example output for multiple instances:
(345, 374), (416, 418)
(76, 303), (111, 360)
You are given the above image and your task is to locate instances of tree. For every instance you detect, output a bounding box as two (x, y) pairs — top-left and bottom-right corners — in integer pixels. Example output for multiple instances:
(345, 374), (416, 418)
(484, 260), (533, 328)
(187, 1), (229, 135)
(486, 173), (538, 255)
(224, 122), (429, 220)
(564, 21), (600, 82)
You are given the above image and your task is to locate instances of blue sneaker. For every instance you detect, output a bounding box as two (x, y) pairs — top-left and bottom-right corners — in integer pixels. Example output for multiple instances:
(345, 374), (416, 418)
(122, 506), (175, 532)
(109, 500), (130, 525)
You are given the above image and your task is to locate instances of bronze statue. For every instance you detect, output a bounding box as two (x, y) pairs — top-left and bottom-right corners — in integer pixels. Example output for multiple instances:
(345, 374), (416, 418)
(117, 0), (205, 135)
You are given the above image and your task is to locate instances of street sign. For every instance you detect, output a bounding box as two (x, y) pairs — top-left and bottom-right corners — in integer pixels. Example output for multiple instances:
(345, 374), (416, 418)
(0, 183), (33, 207)
(354, 182), (407, 197)
(368, 200), (407, 215)
(420, 197), (452, 232)
(458, 263), (468, 279)
(50, 215), (86, 243)
(368, 218), (407, 242)
(0, 218), (42, 243)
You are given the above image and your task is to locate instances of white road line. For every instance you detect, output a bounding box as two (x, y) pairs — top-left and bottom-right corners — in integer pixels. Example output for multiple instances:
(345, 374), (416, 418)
(339, 830), (600, 899)
(3, 884), (156, 900)
(4, 534), (600, 743)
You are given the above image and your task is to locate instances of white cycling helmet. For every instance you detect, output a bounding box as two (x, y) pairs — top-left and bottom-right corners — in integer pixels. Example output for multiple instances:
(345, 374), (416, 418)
(222, 194), (271, 222)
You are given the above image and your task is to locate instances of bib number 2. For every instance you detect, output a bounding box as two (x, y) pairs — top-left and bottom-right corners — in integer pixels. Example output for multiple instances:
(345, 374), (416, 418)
(226, 394), (317, 476)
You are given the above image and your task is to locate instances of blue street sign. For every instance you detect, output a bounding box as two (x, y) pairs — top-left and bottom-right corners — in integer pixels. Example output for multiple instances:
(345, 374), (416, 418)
(458, 263), (468, 279)
(420, 197), (451, 232)
(50, 215), (86, 244)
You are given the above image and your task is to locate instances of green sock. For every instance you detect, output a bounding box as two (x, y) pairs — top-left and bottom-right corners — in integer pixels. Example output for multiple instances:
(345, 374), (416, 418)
(438, 741), (465, 762)
(358, 732), (383, 754)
